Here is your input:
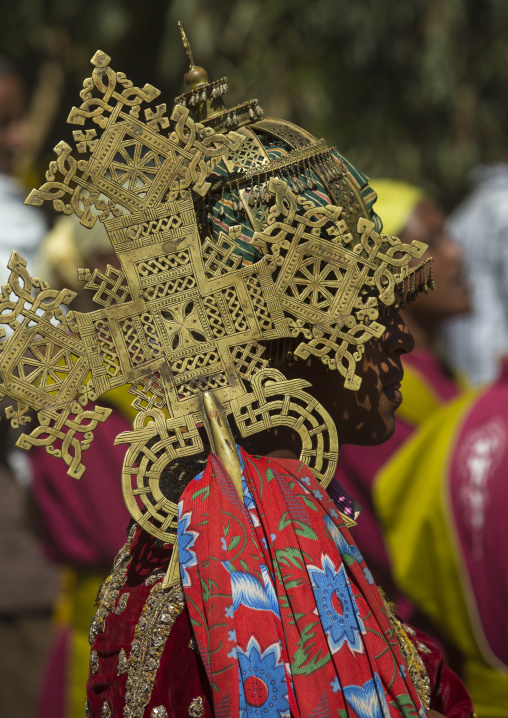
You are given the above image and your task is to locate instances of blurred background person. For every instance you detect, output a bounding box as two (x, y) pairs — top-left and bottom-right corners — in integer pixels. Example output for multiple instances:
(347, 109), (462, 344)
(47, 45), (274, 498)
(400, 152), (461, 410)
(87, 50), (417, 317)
(31, 217), (133, 718)
(329, 179), (471, 612)
(0, 57), (46, 279)
(444, 161), (508, 386)
(375, 354), (508, 717)
(0, 57), (60, 718)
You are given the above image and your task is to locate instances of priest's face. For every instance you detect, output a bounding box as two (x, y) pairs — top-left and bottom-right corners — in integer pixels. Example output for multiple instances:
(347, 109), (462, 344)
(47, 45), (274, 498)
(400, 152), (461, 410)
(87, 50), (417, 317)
(281, 310), (414, 449)
(333, 310), (415, 446)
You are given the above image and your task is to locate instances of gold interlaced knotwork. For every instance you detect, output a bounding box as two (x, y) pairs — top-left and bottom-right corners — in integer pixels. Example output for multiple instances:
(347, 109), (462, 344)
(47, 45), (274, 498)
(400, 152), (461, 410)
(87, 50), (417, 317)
(93, 317), (123, 380)
(128, 372), (167, 413)
(78, 265), (132, 308)
(252, 178), (426, 389)
(116, 409), (203, 541)
(202, 227), (243, 278)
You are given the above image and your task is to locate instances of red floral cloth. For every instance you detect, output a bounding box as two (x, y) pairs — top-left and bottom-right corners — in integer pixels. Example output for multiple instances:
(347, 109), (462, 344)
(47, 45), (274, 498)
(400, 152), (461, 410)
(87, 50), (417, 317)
(180, 451), (426, 717)
(86, 452), (474, 718)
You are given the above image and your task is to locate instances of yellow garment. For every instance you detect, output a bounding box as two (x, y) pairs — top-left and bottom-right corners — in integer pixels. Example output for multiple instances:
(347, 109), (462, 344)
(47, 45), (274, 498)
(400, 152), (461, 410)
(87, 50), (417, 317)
(395, 358), (468, 427)
(101, 385), (139, 424)
(53, 568), (106, 718)
(370, 179), (426, 236)
(396, 362), (443, 427)
(374, 391), (508, 717)
(68, 570), (105, 718)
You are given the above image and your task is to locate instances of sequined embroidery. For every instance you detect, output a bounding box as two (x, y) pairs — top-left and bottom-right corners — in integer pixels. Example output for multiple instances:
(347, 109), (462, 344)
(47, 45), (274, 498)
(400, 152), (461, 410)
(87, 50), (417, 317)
(188, 696), (204, 717)
(90, 650), (100, 676)
(145, 571), (165, 587)
(85, 698), (91, 717)
(102, 700), (112, 717)
(89, 524), (137, 647)
(115, 592), (130, 615)
(117, 647), (129, 676)
(123, 582), (184, 718)
(151, 707), (168, 717)
(402, 623), (432, 655)
(417, 641), (432, 655)
(381, 597), (431, 710)
(188, 636), (198, 652)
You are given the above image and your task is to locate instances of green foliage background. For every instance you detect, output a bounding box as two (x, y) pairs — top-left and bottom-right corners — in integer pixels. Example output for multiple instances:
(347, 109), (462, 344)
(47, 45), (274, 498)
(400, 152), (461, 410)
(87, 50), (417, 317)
(4, 0), (508, 208)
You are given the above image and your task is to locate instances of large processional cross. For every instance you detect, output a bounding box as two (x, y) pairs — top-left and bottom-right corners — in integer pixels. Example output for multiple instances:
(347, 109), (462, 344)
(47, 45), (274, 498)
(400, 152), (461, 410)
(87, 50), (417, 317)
(0, 50), (426, 584)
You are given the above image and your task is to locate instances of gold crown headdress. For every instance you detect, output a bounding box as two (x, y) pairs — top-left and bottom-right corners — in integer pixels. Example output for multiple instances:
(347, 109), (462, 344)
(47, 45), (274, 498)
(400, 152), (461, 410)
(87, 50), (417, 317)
(0, 30), (429, 585)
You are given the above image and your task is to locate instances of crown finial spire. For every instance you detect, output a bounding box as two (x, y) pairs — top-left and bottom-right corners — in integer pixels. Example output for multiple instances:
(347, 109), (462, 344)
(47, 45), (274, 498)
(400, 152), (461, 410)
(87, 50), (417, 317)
(178, 20), (194, 69)
(178, 20), (209, 90)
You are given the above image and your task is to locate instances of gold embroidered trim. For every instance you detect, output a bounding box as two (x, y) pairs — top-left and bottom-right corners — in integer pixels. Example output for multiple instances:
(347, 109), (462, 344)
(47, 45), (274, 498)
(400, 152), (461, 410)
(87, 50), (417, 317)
(102, 700), (112, 717)
(145, 571), (165, 587)
(115, 592), (130, 615)
(88, 524), (137, 647)
(188, 696), (204, 717)
(151, 707), (168, 717)
(123, 582), (185, 718)
(381, 593), (431, 710)
(90, 650), (99, 675)
(117, 648), (129, 676)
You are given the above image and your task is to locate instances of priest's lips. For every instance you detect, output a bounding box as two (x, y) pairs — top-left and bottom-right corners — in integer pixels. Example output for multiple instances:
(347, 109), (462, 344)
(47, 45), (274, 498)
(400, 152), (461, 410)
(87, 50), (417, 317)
(382, 372), (403, 406)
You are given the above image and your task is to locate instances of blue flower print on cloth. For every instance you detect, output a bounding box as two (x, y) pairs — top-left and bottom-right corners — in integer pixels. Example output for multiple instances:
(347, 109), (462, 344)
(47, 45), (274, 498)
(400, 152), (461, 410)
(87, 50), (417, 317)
(324, 517), (376, 585)
(222, 562), (280, 619)
(324, 515), (364, 566)
(308, 553), (366, 654)
(342, 673), (391, 718)
(177, 505), (198, 587)
(237, 637), (290, 718)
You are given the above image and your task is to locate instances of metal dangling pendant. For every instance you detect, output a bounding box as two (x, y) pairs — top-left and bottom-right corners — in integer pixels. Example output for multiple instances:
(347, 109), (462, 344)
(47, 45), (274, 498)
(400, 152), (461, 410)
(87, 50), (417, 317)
(429, 264), (436, 291)
(234, 182), (242, 214)
(219, 185), (226, 217)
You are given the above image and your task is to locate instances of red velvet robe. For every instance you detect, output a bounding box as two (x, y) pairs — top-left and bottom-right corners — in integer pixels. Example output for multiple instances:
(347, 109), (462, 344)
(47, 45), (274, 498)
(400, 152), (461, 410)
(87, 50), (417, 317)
(87, 522), (474, 718)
